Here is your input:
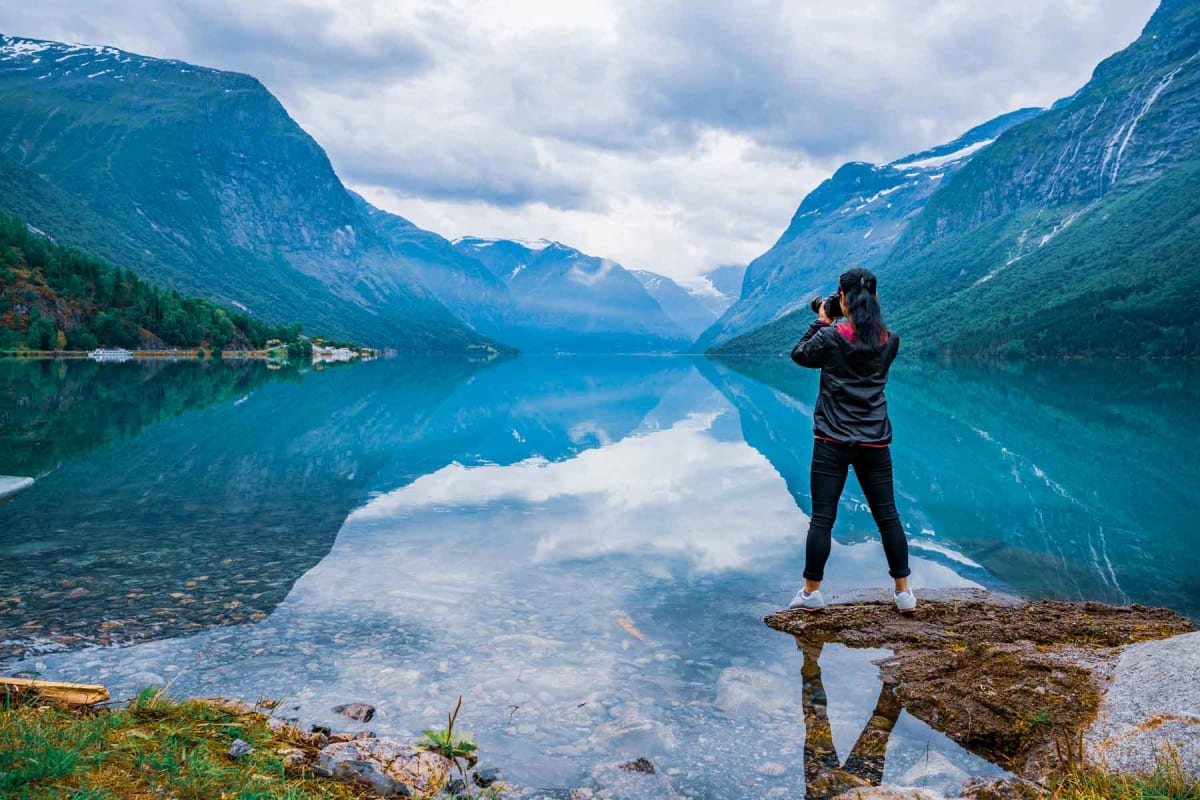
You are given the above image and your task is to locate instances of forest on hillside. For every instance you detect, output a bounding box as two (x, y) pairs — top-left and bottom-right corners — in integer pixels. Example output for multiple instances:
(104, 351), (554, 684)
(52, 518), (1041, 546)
(0, 210), (308, 353)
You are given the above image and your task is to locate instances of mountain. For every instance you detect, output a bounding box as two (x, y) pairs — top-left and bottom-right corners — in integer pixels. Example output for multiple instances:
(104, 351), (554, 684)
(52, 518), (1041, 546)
(694, 264), (747, 316)
(350, 193), (513, 339)
(453, 237), (689, 352)
(713, 0), (1200, 358)
(0, 35), (498, 352)
(698, 108), (1043, 351)
(630, 270), (719, 340)
(872, 0), (1200, 357)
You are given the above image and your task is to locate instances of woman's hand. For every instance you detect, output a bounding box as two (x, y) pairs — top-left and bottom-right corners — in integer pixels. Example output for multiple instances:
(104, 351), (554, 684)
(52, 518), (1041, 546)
(817, 310), (832, 325)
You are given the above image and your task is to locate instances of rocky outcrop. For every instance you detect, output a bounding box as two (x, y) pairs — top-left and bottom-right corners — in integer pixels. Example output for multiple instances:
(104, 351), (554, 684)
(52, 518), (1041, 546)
(830, 788), (945, 800)
(317, 738), (452, 797)
(958, 776), (1046, 799)
(764, 589), (1194, 780)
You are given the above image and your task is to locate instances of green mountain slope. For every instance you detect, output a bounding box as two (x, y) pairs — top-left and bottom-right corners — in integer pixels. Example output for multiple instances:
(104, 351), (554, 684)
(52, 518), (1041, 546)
(351, 193), (513, 340)
(697, 108), (1042, 351)
(877, 0), (1200, 357)
(0, 209), (306, 352)
(0, 35), (496, 352)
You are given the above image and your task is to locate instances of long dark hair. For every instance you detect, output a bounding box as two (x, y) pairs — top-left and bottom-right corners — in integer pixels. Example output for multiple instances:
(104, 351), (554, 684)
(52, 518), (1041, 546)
(839, 267), (888, 353)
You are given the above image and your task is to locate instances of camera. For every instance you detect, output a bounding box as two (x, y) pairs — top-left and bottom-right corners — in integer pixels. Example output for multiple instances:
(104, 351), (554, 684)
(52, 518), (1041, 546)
(810, 292), (843, 320)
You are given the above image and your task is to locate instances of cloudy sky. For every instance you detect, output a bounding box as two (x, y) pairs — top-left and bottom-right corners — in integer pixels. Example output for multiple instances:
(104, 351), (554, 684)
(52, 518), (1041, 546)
(1, 0), (1158, 284)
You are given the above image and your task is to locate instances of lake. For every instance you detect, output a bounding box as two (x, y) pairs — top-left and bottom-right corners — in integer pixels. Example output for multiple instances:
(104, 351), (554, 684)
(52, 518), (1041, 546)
(1, 356), (1197, 798)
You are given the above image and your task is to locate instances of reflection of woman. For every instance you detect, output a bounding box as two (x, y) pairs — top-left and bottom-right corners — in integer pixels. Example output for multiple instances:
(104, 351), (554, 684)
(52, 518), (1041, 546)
(800, 641), (902, 798)
(788, 268), (915, 614)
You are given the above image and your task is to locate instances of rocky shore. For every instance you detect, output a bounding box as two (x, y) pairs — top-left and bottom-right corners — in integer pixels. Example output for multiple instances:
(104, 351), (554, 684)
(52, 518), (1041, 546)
(5, 589), (1197, 799)
(765, 588), (1199, 798)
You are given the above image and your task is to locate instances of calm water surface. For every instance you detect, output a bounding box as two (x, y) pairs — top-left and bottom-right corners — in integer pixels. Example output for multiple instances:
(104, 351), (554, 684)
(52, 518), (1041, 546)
(1, 356), (1197, 798)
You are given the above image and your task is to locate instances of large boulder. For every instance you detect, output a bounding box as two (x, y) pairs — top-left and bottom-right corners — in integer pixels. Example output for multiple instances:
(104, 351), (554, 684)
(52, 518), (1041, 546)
(317, 738), (452, 797)
(1085, 630), (1200, 778)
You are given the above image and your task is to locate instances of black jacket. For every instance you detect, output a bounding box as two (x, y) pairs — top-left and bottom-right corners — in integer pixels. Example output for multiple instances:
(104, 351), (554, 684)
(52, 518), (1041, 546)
(791, 321), (900, 445)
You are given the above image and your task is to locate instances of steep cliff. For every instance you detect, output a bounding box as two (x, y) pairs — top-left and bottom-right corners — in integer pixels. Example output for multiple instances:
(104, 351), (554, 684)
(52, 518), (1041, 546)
(879, 0), (1200, 357)
(0, 35), (495, 351)
(719, 0), (1200, 357)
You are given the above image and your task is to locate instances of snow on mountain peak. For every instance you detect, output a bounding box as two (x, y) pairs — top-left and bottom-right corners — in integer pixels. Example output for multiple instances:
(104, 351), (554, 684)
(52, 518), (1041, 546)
(452, 235), (555, 252)
(891, 138), (995, 171)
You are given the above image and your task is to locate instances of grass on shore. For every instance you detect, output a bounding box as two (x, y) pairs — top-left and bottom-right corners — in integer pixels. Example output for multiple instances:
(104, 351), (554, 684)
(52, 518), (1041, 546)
(0, 688), (372, 800)
(1, 687), (1196, 799)
(1051, 750), (1199, 800)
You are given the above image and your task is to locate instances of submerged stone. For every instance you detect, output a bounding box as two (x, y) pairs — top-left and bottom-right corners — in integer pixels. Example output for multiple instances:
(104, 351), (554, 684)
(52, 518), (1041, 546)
(618, 757), (656, 774)
(333, 701), (376, 722)
(587, 759), (682, 800)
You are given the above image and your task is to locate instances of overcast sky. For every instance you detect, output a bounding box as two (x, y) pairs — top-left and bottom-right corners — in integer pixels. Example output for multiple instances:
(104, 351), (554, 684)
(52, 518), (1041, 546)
(0, 0), (1158, 285)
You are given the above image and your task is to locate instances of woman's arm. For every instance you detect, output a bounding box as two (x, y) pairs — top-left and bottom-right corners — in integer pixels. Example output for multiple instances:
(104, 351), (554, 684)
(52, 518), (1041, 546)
(791, 320), (833, 368)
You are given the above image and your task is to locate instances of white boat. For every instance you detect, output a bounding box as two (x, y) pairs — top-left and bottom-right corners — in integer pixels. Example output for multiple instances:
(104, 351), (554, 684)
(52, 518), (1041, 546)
(88, 348), (133, 362)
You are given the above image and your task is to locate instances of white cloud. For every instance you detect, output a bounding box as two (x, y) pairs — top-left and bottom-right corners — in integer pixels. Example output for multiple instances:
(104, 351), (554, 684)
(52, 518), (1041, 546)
(350, 411), (802, 571)
(0, 0), (1159, 281)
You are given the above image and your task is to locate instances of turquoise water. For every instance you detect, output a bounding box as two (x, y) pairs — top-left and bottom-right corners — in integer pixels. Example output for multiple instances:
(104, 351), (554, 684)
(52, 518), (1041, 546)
(1, 356), (1196, 798)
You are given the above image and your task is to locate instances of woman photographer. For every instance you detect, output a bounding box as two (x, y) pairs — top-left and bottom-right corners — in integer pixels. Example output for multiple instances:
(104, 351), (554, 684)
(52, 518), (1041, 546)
(788, 267), (915, 614)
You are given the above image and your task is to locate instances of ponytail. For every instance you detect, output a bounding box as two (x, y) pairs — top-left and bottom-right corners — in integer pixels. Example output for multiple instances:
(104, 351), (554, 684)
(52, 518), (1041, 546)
(839, 267), (887, 353)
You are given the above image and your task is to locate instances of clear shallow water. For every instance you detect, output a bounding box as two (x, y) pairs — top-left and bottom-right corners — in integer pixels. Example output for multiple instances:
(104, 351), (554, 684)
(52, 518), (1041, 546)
(1, 356), (1197, 798)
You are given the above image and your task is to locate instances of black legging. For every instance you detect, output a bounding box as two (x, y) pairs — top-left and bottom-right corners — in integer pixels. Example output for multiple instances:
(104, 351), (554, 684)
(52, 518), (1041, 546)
(803, 439), (911, 581)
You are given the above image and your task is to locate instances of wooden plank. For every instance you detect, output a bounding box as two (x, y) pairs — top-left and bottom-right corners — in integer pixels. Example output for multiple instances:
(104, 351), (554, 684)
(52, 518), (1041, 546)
(1, 677), (110, 705)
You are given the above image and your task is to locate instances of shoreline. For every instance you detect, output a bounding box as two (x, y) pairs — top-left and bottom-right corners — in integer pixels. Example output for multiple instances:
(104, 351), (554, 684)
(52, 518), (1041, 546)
(2, 676), (1195, 800)
(0, 349), (282, 360)
(4, 593), (1198, 799)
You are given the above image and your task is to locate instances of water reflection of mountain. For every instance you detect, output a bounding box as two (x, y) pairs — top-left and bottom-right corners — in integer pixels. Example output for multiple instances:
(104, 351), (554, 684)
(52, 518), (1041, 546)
(394, 355), (692, 473)
(0, 357), (691, 661)
(0, 358), (481, 660)
(705, 356), (1200, 617)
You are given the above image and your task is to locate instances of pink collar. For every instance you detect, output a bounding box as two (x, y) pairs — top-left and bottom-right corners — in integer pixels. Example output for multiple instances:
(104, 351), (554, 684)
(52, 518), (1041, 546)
(837, 322), (888, 345)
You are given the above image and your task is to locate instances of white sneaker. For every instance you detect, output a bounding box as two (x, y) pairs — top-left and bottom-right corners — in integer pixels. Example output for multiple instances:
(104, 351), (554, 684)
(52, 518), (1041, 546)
(894, 589), (917, 615)
(788, 588), (825, 612)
